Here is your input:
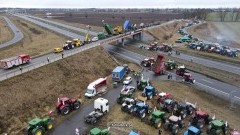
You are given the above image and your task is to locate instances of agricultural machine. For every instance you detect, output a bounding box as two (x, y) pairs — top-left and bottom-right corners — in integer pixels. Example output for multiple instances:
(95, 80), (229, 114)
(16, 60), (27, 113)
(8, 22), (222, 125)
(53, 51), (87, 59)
(176, 65), (195, 83)
(141, 57), (155, 67)
(26, 117), (53, 135)
(184, 126), (203, 135)
(190, 111), (212, 129)
(148, 42), (159, 51)
(164, 115), (185, 135)
(157, 92), (171, 104)
(63, 40), (74, 50)
(121, 98), (136, 113)
(165, 60), (178, 70)
(56, 97), (81, 115)
(117, 86), (135, 104)
(151, 54), (165, 75)
(137, 79), (149, 91)
(207, 120), (229, 135)
(89, 127), (110, 135)
(72, 39), (81, 47)
(132, 102), (151, 119)
(148, 110), (167, 129)
(173, 102), (196, 119)
(142, 85), (157, 100)
(160, 99), (178, 113)
(176, 65), (187, 76)
(159, 43), (173, 52)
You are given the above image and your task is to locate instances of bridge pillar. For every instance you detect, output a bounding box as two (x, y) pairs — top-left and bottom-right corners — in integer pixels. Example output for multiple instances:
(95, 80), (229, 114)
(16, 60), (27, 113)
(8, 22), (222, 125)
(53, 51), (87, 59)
(121, 38), (125, 46)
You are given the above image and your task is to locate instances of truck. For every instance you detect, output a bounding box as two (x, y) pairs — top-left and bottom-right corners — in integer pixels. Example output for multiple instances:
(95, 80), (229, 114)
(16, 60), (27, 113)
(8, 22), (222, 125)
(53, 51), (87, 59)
(85, 77), (107, 98)
(97, 32), (106, 40)
(102, 20), (115, 35)
(112, 66), (126, 82)
(0, 54), (31, 69)
(84, 98), (109, 124)
(151, 54), (165, 75)
(123, 20), (131, 32)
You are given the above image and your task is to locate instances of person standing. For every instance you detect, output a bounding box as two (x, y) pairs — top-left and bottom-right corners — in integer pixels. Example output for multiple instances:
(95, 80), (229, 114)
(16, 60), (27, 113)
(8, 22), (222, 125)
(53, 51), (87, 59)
(47, 57), (50, 63)
(19, 66), (22, 73)
(62, 53), (64, 59)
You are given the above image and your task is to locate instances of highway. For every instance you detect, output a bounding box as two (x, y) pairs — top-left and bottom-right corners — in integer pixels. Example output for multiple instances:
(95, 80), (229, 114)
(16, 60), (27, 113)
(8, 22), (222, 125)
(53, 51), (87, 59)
(0, 16), (23, 49)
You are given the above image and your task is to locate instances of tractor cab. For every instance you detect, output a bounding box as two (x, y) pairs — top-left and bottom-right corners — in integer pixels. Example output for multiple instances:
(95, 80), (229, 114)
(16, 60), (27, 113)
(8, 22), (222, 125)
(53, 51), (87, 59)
(184, 126), (202, 135)
(56, 97), (71, 106)
(90, 127), (109, 135)
(157, 92), (171, 103)
(151, 110), (166, 120)
(132, 102), (150, 118)
(122, 98), (135, 107)
(176, 65), (187, 76)
(168, 115), (181, 124)
(28, 118), (43, 127)
(141, 57), (155, 67)
(137, 79), (148, 91)
(142, 86), (156, 100)
(207, 120), (228, 135)
(195, 111), (209, 119)
(26, 117), (53, 135)
(183, 72), (195, 83)
(72, 39), (81, 47)
(65, 40), (72, 45)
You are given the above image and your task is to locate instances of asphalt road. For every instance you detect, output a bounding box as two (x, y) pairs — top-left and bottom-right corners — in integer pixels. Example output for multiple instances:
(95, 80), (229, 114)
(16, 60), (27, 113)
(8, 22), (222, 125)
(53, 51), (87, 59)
(0, 16), (23, 49)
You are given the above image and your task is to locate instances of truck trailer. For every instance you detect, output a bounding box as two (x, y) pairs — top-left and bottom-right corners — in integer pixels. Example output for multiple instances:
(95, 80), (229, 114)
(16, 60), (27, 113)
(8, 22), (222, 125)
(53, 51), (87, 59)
(0, 54), (31, 69)
(112, 66), (126, 82)
(85, 77), (107, 98)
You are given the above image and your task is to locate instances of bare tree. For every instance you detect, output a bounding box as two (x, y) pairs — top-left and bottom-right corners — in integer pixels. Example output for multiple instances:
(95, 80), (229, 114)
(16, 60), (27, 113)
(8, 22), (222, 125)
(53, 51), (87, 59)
(235, 9), (240, 22)
(218, 10), (227, 22)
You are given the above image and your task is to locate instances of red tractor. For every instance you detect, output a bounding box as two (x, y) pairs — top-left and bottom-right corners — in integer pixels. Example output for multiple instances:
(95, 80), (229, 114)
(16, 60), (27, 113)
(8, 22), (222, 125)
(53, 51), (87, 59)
(190, 111), (212, 129)
(148, 42), (159, 51)
(141, 57), (155, 67)
(157, 92), (171, 104)
(56, 97), (81, 115)
(176, 65), (195, 83)
(176, 65), (187, 76)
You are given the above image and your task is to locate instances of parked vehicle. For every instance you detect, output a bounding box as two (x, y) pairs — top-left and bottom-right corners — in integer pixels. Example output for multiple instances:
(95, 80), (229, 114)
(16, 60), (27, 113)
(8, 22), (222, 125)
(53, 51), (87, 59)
(114, 26), (123, 34)
(190, 111), (212, 129)
(141, 57), (155, 67)
(63, 40), (74, 50)
(91, 37), (99, 42)
(129, 131), (139, 135)
(121, 98), (136, 113)
(123, 76), (133, 85)
(184, 126), (203, 135)
(72, 39), (81, 47)
(160, 99), (178, 113)
(157, 92), (171, 104)
(0, 54), (31, 69)
(132, 102), (151, 119)
(56, 97), (81, 115)
(165, 60), (178, 70)
(26, 117), (53, 135)
(97, 32), (106, 40)
(176, 65), (187, 76)
(137, 79), (149, 91)
(53, 47), (64, 53)
(206, 120), (229, 135)
(85, 77), (107, 98)
(148, 110), (167, 129)
(142, 85), (157, 100)
(112, 66), (126, 82)
(164, 115), (185, 135)
(89, 127), (110, 135)
(173, 102), (196, 119)
(152, 54), (165, 75)
(148, 42), (159, 51)
(117, 86), (135, 104)
(85, 98), (109, 124)
(183, 72), (195, 83)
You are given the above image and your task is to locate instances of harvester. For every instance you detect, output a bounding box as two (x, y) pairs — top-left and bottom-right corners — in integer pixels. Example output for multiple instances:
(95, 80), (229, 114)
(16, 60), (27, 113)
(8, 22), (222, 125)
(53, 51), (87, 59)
(151, 54), (165, 75)
(26, 117), (53, 135)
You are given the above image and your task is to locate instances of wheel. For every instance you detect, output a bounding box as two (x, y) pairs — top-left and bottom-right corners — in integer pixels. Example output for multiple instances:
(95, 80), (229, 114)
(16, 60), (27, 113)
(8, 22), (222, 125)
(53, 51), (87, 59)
(73, 101), (80, 110)
(60, 106), (70, 115)
(46, 122), (53, 130)
(197, 121), (204, 129)
(129, 107), (134, 114)
(155, 122), (162, 129)
(164, 122), (169, 131)
(141, 112), (146, 118)
(147, 95), (153, 100)
(179, 121), (185, 128)
(206, 125), (212, 134)
(181, 111), (187, 119)
(91, 118), (97, 124)
(216, 129), (223, 135)
(32, 128), (43, 135)
(171, 125), (179, 135)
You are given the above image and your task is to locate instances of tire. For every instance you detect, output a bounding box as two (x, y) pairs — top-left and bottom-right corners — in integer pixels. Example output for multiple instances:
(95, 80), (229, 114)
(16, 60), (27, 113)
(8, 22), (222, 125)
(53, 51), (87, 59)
(164, 122), (169, 131)
(171, 125), (179, 135)
(216, 129), (223, 135)
(206, 125), (212, 134)
(91, 118), (97, 124)
(32, 128), (43, 135)
(60, 106), (70, 115)
(181, 111), (187, 119)
(197, 121), (204, 129)
(141, 113), (146, 118)
(147, 95), (153, 100)
(73, 101), (80, 110)
(155, 122), (162, 129)
(46, 122), (53, 130)
(129, 107), (134, 114)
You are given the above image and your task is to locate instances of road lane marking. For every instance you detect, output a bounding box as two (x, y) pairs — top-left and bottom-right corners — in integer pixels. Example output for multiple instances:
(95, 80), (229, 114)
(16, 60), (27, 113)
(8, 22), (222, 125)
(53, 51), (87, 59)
(201, 79), (213, 84)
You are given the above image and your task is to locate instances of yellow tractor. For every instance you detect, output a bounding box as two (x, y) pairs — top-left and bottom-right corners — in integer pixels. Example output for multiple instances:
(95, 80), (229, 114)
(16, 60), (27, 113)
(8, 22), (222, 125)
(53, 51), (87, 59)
(114, 26), (123, 34)
(72, 39), (81, 47)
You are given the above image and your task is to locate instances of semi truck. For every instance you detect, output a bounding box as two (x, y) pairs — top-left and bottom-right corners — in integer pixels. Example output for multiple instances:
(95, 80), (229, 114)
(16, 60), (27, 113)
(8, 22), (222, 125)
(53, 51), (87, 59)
(112, 66), (126, 82)
(0, 54), (31, 69)
(85, 77), (107, 98)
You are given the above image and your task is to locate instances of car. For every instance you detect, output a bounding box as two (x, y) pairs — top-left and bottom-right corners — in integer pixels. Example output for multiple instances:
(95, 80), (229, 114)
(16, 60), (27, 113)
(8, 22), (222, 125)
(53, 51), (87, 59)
(121, 86), (135, 93)
(123, 76), (132, 85)
(54, 48), (64, 53)
(92, 37), (99, 42)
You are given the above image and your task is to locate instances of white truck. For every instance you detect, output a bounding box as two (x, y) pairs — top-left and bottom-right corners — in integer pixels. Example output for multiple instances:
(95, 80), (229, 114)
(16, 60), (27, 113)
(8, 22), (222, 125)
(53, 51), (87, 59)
(85, 77), (107, 98)
(84, 98), (109, 124)
(0, 54), (31, 69)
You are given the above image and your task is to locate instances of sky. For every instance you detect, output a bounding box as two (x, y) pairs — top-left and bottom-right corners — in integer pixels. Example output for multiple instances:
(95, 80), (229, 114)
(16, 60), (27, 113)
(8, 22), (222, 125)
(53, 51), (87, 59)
(1, 0), (240, 8)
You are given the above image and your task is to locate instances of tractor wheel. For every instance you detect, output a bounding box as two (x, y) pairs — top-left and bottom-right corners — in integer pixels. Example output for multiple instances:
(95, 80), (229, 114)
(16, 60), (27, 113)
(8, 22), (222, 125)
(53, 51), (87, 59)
(60, 106), (70, 115)
(46, 122), (53, 130)
(91, 118), (97, 124)
(147, 95), (153, 100)
(216, 129), (223, 135)
(32, 128), (43, 135)
(129, 107), (134, 114)
(171, 125), (179, 135)
(164, 122), (169, 131)
(179, 121), (185, 128)
(155, 122), (162, 129)
(141, 113), (146, 118)
(206, 125), (212, 134)
(73, 101), (81, 110)
(181, 111), (187, 119)
(142, 93), (146, 97)
(197, 121), (204, 129)
(162, 115), (167, 123)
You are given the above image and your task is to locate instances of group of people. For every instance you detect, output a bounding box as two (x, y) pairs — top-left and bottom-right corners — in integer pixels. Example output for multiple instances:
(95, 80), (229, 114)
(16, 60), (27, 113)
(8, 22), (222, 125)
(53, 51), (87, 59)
(167, 74), (173, 79)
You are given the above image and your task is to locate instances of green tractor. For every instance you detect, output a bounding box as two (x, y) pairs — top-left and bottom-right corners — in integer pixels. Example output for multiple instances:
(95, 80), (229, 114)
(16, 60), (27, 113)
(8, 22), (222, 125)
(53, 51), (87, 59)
(165, 60), (178, 70)
(137, 79), (148, 91)
(148, 110), (167, 129)
(206, 120), (229, 135)
(117, 92), (133, 104)
(89, 127), (110, 135)
(26, 117), (53, 135)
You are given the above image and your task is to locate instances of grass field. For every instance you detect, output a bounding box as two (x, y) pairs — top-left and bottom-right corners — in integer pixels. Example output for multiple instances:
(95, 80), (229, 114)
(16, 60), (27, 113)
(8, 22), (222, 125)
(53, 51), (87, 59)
(96, 81), (240, 135)
(0, 15), (68, 59)
(0, 16), (13, 44)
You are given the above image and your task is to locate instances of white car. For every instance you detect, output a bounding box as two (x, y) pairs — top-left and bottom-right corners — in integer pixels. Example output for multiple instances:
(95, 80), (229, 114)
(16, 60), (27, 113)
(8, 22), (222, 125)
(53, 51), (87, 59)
(92, 37), (99, 42)
(121, 86), (136, 93)
(123, 77), (132, 85)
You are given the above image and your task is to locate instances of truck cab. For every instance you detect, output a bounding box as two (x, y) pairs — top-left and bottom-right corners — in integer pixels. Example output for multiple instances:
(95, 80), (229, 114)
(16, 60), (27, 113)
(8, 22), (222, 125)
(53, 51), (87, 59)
(85, 78), (107, 98)
(94, 98), (109, 113)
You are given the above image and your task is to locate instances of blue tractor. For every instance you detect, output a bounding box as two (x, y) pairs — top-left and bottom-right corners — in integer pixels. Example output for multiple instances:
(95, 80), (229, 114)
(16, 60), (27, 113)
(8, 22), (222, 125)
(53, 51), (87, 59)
(142, 86), (157, 100)
(132, 102), (151, 119)
(184, 126), (203, 135)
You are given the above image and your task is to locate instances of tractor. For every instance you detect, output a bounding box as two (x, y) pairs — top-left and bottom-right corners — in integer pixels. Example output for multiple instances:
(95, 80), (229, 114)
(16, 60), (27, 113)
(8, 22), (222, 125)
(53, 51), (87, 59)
(63, 40), (74, 50)
(165, 60), (178, 70)
(173, 102), (196, 119)
(132, 102), (151, 119)
(148, 110), (167, 129)
(157, 92), (171, 104)
(190, 111), (212, 129)
(184, 126), (203, 135)
(206, 120), (229, 135)
(56, 97), (81, 115)
(142, 86), (157, 100)
(117, 87), (134, 104)
(137, 79), (149, 91)
(160, 99), (178, 113)
(148, 42), (159, 51)
(89, 127), (110, 135)
(183, 72), (195, 83)
(26, 117), (53, 135)
(141, 57), (155, 67)
(176, 65), (187, 76)
(164, 115), (185, 135)
(121, 98), (136, 113)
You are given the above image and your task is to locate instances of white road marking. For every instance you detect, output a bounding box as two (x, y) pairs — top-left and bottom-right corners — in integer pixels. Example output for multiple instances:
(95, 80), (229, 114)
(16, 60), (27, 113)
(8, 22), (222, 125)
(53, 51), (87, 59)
(201, 79), (213, 84)
(195, 82), (229, 95)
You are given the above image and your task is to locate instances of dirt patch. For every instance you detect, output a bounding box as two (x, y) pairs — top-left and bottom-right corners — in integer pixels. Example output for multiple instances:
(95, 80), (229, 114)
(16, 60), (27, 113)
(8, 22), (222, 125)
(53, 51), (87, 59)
(0, 46), (116, 134)
(0, 16), (68, 59)
(0, 16), (13, 44)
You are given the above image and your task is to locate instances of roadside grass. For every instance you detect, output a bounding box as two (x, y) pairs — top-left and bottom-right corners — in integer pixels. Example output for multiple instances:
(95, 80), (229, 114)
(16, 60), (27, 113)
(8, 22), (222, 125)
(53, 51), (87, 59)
(0, 16), (14, 44)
